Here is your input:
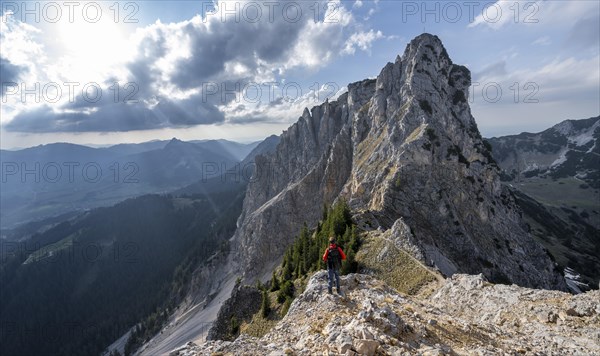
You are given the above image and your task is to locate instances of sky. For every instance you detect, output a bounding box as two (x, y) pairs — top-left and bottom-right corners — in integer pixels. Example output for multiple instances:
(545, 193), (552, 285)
(0, 0), (598, 149)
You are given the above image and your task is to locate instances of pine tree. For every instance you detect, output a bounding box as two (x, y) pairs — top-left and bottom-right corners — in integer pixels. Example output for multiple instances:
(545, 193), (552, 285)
(341, 248), (357, 275)
(322, 202), (329, 221)
(283, 250), (294, 280)
(261, 289), (271, 318)
(349, 225), (360, 251)
(342, 225), (351, 246)
(277, 280), (294, 303)
(270, 270), (280, 291)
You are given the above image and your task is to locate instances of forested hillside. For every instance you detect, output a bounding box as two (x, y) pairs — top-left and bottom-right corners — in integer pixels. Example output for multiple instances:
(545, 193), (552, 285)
(0, 187), (245, 356)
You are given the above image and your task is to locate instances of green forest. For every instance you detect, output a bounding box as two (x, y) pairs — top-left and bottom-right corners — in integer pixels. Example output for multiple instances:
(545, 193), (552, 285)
(277, 200), (360, 283)
(0, 187), (245, 356)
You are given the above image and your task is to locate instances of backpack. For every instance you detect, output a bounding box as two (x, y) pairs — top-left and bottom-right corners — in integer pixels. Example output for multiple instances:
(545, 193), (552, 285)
(327, 245), (341, 269)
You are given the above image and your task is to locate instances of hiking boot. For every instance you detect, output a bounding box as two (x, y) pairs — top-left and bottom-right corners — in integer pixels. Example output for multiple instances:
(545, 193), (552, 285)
(336, 288), (341, 294)
(328, 288), (332, 294)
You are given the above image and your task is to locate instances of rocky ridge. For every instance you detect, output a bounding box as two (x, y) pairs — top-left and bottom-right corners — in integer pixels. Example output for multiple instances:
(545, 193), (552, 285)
(231, 33), (565, 290)
(173, 271), (600, 355)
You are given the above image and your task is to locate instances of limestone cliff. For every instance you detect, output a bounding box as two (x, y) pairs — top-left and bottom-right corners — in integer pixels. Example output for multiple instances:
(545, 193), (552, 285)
(231, 33), (565, 290)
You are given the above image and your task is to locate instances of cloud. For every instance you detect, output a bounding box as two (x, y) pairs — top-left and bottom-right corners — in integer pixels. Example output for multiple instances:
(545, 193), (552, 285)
(5, 92), (224, 133)
(469, 0), (599, 31)
(471, 55), (600, 136)
(353, 1), (363, 9)
(532, 36), (551, 46)
(221, 83), (348, 125)
(474, 56), (599, 106)
(533, 56), (600, 102)
(474, 60), (507, 80)
(0, 13), (43, 98)
(3, 0), (383, 133)
(468, 1), (535, 29)
(343, 29), (384, 55)
(0, 13), (44, 65)
(0, 57), (27, 95)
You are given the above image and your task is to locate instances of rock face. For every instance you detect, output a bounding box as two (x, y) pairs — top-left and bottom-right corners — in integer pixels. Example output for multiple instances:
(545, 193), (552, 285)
(207, 284), (261, 341)
(232, 33), (565, 290)
(175, 271), (600, 355)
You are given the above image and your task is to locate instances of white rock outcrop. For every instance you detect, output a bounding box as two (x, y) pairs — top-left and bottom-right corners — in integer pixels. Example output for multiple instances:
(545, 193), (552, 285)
(176, 271), (599, 355)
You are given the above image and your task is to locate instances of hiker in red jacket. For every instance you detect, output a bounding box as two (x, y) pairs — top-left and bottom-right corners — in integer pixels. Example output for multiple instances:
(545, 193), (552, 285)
(322, 236), (346, 294)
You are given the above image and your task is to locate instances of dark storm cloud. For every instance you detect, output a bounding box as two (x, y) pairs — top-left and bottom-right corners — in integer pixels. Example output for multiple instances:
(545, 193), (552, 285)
(5, 92), (224, 132)
(169, 1), (313, 89)
(6, 0), (368, 133)
(0, 57), (27, 95)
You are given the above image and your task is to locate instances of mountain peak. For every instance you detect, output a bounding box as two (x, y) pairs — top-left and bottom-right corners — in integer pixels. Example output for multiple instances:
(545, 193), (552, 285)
(411, 32), (442, 42)
(552, 116), (600, 135)
(166, 137), (186, 146)
(403, 32), (452, 65)
(232, 33), (565, 289)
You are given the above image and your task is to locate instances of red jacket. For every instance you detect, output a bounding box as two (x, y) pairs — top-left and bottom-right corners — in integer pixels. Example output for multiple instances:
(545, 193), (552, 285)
(322, 243), (346, 262)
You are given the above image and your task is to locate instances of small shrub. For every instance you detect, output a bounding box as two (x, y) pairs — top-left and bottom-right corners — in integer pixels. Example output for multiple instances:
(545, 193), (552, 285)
(446, 145), (459, 157)
(419, 100), (433, 115)
(452, 90), (466, 105)
(425, 128), (438, 141)
(281, 296), (293, 317)
(395, 177), (402, 188)
(230, 316), (239, 334)
(483, 139), (493, 152)
(458, 153), (470, 168)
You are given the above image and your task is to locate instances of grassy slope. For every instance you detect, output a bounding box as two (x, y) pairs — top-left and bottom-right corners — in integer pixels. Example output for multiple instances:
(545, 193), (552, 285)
(514, 177), (600, 214)
(356, 232), (441, 296)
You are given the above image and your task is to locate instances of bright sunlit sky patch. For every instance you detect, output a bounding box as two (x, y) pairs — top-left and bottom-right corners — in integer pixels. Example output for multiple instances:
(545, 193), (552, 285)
(0, 0), (598, 149)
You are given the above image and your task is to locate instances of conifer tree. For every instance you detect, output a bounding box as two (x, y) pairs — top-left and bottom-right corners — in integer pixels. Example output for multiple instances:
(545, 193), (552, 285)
(261, 289), (270, 318)
(270, 270), (280, 291)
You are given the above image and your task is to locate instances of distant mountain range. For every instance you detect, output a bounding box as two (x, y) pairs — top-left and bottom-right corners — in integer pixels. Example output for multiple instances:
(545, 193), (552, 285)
(488, 116), (599, 188)
(487, 116), (600, 290)
(0, 139), (260, 228)
(175, 135), (281, 197)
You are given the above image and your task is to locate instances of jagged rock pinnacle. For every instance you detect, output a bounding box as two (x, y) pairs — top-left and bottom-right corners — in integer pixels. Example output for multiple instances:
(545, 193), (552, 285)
(231, 33), (566, 290)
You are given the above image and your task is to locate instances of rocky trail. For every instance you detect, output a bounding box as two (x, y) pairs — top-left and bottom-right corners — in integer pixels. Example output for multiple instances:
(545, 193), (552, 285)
(172, 272), (600, 356)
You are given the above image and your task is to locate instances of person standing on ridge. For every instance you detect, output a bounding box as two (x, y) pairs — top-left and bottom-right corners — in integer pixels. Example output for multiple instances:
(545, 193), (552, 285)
(322, 236), (346, 295)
